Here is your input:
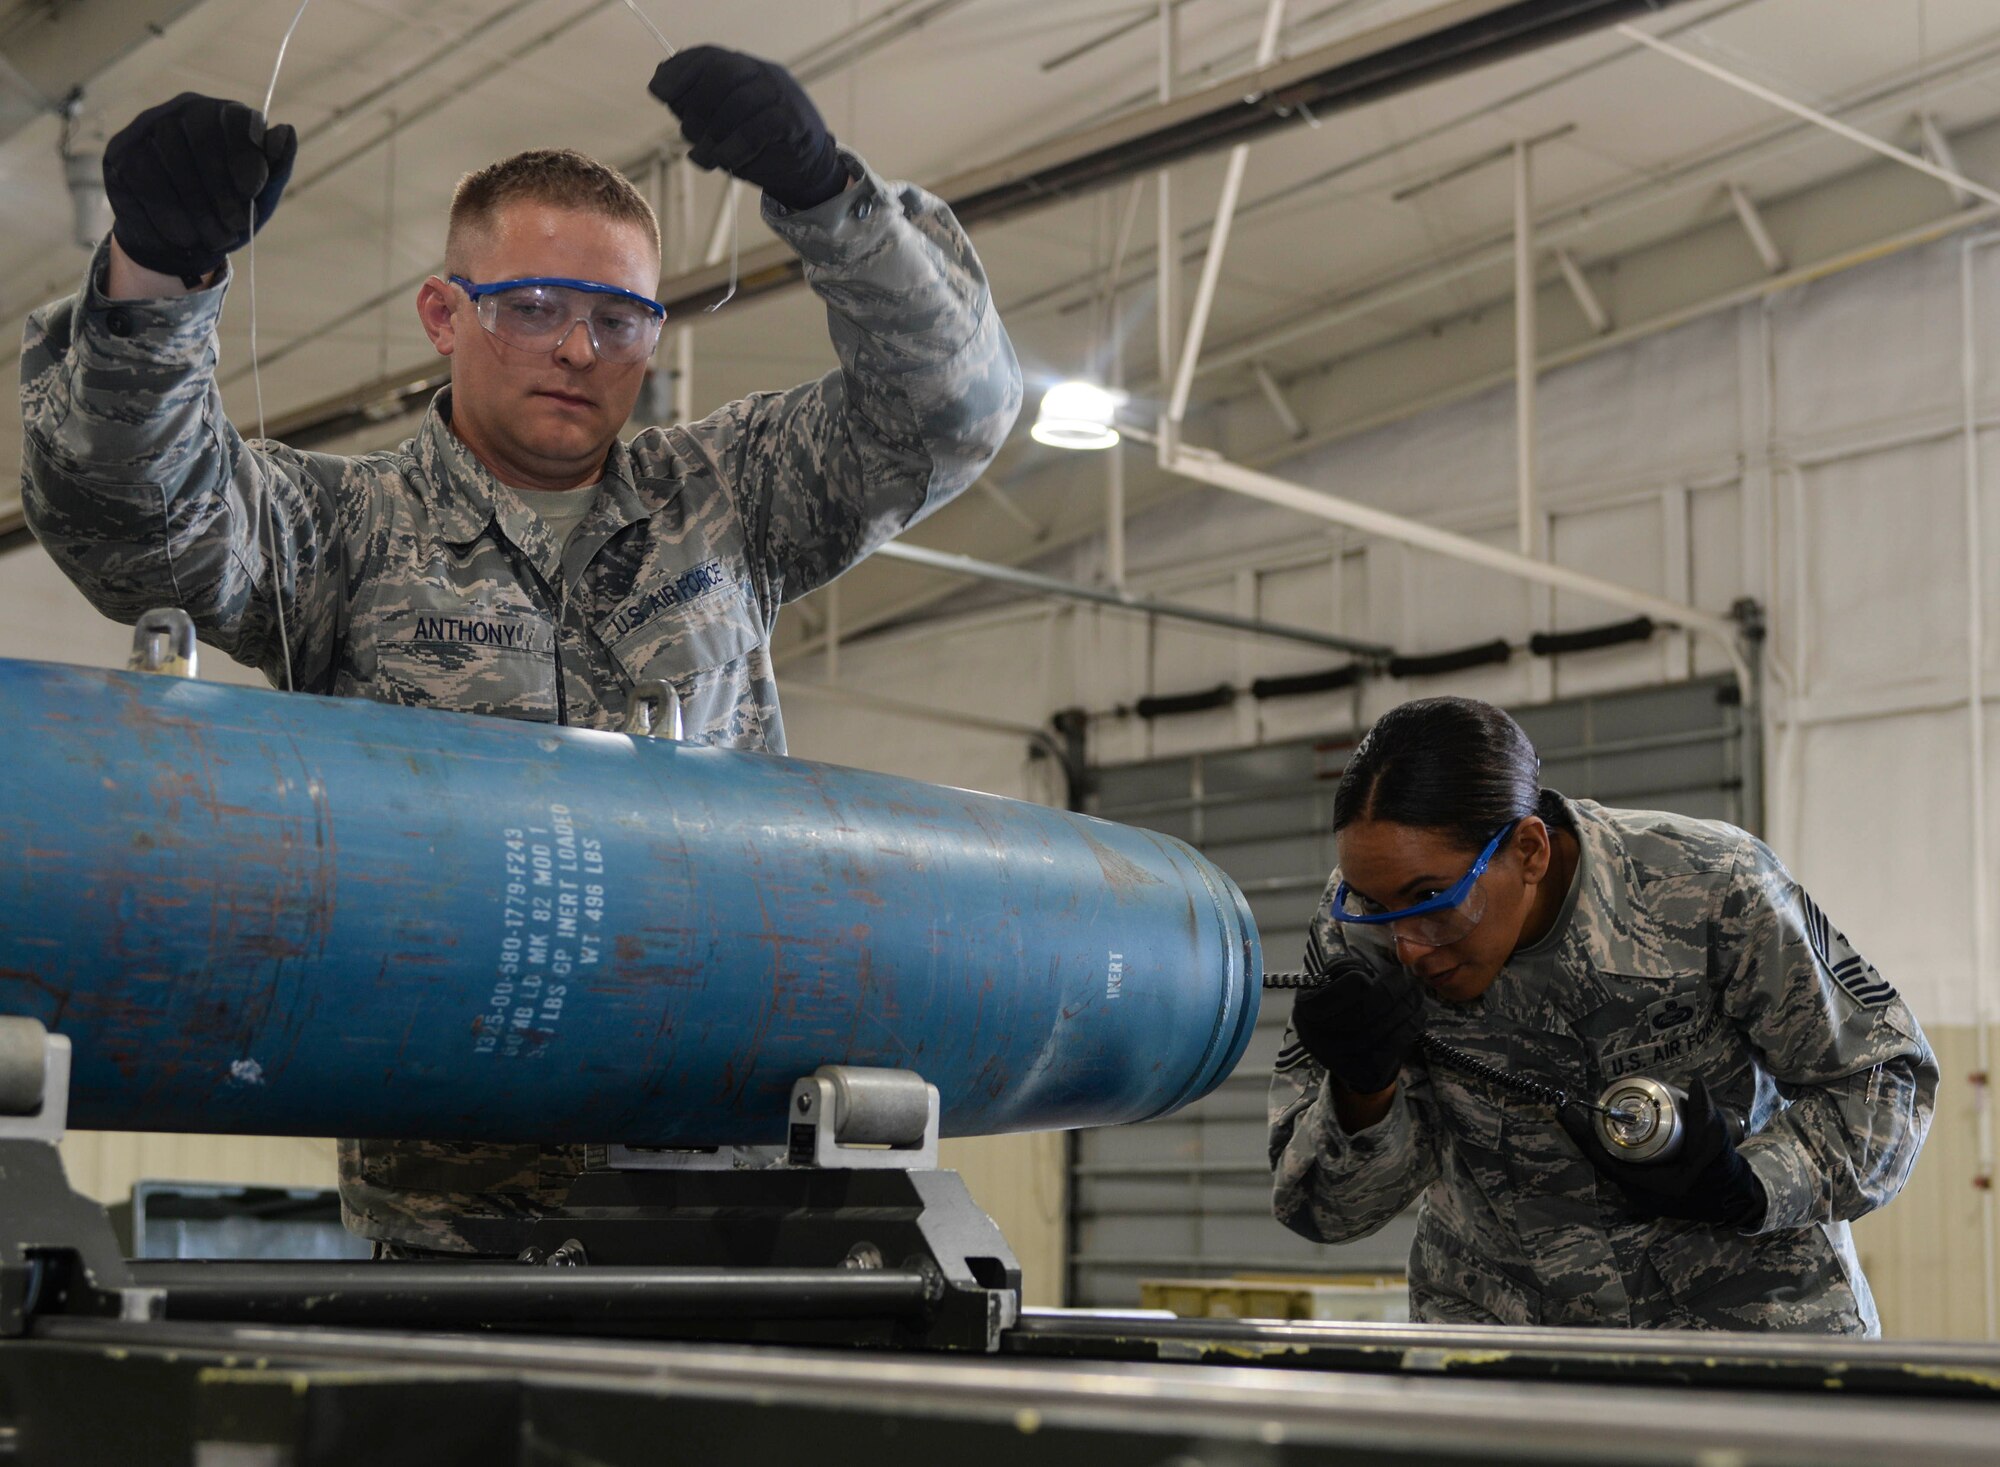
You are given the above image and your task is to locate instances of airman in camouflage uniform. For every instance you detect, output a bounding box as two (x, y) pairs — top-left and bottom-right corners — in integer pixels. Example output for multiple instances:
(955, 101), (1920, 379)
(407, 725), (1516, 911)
(1270, 796), (1936, 1334)
(20, 57), (1021, 1253)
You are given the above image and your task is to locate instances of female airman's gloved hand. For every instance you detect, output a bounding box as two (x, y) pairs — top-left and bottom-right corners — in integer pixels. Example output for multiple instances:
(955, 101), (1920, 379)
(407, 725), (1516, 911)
(1290, 953), (1425, 1095)
(1561, 1075), (1766, 1229)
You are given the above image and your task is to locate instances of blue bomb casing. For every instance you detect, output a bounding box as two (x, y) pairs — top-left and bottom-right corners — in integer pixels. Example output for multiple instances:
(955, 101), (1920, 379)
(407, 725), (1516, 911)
(0, 657), (1260, 1146)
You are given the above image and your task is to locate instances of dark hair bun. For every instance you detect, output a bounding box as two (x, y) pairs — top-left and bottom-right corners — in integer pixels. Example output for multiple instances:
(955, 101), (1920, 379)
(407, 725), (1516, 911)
(1332, 697), (1540, 850)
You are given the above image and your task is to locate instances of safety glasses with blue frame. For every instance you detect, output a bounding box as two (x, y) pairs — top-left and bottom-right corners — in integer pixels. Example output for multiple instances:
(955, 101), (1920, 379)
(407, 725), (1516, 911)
(1331, 819), (1520, 947)
(450, 275), (668, 364)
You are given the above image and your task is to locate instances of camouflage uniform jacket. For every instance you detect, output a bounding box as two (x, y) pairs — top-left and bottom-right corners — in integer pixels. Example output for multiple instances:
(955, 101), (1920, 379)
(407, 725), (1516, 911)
(1269, 797), (1936, 1335)
(20, 154), (1023, 1251)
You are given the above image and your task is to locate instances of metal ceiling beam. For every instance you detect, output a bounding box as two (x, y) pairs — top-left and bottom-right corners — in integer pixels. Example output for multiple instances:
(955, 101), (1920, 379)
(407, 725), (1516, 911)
(1921, 111), (1975, 208)
(1004, 0), (1764, 328)
(1166, 0), (1290, 430)
(1251, 360), (1310, 438)
(268, 0), (1699, 446)
(0, 0), (204, 142)
(1553, 246), (1610, 333)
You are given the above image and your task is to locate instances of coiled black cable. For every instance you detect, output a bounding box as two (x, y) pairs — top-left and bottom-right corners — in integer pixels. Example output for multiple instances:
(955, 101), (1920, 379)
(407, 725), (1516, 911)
(1264, 969), (1581, 1112)
(1260, 970), (1319, 989)
(1413, 1032), (1578, 1110)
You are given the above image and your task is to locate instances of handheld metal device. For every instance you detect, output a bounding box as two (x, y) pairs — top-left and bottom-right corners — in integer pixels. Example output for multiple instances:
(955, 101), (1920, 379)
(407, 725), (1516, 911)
(1267, 971), (1739, 1165)
(1591, 1075), (1746, 1162)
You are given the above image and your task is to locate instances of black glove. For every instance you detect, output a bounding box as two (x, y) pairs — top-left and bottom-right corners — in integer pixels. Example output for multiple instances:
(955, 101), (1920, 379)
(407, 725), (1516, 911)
(102, 92), (297, 287)
(1290, 953), (1425, 1095)
(648, 46), (847, 213)
(1560, 1076), (1765, 1229)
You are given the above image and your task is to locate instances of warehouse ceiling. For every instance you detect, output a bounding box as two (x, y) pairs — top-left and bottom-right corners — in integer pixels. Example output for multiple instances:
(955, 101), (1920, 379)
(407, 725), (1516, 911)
(3, 0), (1997, 662)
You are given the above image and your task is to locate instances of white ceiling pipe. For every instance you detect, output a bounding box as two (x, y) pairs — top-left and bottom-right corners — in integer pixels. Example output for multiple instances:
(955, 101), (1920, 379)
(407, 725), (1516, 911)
(1554, 248), (1611, 334)
(1921, 112), (1976, 208)
(1156, 441), (1750, 694)
(1167, 0), (1291, 428)
(1250, 360), (1309, 439)
(1727, 183), (1786, 274)
(1514, 137), (1538, 561)
(873, 538), (1394, 658)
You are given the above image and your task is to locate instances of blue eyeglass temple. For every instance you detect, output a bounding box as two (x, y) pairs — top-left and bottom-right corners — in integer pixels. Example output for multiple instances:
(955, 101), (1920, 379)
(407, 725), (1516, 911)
(448, 275), (667, 318)
(1333, 819), (1519, 925)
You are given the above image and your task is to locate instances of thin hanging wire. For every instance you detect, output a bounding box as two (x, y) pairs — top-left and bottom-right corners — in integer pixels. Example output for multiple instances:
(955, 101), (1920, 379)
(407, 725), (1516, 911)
(247, 0), (314, 693)
(378, 106), (397, 380)
(619, 0), (678, 57)
(620, 0), (738, 311)
(251, 0), (314, 444)
(709, 184), (741, 313)
(621, 0), (744, 311)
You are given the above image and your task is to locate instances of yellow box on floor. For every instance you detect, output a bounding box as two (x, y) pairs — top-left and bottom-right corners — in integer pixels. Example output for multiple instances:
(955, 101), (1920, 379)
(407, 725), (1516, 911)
(1139, 1272), (1410, 1322)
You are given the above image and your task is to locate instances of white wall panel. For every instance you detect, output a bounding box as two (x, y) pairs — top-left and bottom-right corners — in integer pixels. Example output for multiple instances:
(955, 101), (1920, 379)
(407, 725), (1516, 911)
(1551, 498), (1666, 624)
(1256, 687), (1364, 747)
(1798, 436), (1968, 697)
(1339, 545), (1371, 644)
(1771, 242), (1967, 442)
(1791, 709), (1973, 1027)
(1282, 384), (1514, 525)
(1535, 310), (1740, 489)
(1147, 578), (1248, 760)
(788, 612), (1061, 800)
(1689, 481), (1747, 678)
(1548, 497), (1668, 697)
(1978, 426), (2000, 684)
(1253, 556), (1365, 744)
(1407, 524), (1533, 652)
(1253, 559), (1339, 682)
(1067, 604), (1151, 766)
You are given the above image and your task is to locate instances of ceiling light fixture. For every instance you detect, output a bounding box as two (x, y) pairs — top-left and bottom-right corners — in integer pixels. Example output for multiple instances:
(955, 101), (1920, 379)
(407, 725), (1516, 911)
(1030, 380), (1125, 451)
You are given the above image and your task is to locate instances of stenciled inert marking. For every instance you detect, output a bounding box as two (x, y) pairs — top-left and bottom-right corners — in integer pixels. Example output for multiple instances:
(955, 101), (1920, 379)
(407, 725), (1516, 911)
(476, 804), (607, 1058)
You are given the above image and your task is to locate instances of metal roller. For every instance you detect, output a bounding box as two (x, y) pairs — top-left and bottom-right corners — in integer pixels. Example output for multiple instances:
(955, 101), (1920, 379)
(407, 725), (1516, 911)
(0, 1017), (48, 1116)
(818, 1065), (933, 1148)
(0, 657), (1260, 1146)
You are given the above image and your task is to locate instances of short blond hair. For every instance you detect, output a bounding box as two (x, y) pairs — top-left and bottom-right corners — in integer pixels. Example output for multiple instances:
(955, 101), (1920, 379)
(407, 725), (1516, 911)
(445, 148), (659, 273)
